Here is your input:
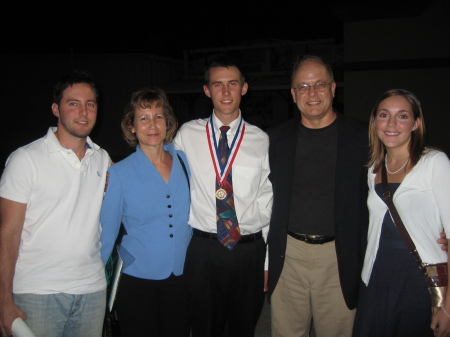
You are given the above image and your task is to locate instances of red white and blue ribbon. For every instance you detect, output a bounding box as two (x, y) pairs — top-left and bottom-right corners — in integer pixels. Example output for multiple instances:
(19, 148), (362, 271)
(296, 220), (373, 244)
(206, 115), (245, 186)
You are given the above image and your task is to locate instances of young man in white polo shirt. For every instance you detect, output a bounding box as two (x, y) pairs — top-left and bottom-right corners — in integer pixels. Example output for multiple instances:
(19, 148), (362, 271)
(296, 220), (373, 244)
(0, 70), (111, 337)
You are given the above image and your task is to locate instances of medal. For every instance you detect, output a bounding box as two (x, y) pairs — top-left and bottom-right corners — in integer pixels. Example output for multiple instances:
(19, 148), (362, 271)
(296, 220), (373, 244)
(216, 187), (227, 200)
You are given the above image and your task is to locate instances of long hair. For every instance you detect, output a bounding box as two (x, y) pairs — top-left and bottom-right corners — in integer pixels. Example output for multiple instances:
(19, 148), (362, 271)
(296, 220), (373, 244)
(368, 89), (426, 172)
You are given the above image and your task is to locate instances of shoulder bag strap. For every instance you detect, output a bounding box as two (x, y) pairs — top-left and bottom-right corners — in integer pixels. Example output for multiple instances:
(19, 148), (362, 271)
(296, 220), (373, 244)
(177, 153), (190, 190)
(381, 162), (425, 272)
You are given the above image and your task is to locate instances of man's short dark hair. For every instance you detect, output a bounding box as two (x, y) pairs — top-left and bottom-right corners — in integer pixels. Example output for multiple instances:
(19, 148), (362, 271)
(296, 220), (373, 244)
(291, 55), (335, 86)
(53, 70), (98, 105)
(204, 55), (246, 85)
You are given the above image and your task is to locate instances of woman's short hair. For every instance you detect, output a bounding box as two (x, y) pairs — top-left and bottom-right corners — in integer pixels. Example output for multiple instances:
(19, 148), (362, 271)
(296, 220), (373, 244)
(121, 88), (178, 147)
(368, 89), (426, 171)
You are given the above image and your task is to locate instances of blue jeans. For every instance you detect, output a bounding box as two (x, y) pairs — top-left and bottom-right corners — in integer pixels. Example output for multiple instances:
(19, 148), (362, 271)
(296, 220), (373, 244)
(14, 289), (106, 337)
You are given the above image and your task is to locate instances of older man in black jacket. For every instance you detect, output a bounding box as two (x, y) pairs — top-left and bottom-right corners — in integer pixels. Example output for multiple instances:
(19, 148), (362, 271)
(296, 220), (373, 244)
(267, 55), (369, 337)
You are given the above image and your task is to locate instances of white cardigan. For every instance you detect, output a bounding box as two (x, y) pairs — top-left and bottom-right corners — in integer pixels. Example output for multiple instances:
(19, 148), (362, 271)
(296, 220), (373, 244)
(362, 150), (450, 285)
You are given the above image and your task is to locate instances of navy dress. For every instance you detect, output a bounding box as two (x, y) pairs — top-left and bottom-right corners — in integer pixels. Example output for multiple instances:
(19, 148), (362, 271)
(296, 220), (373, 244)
(353, 183), (433, 337)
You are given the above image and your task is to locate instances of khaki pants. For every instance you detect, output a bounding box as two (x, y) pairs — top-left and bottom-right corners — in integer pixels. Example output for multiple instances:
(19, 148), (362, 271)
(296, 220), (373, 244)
(271, 235), (355, 337)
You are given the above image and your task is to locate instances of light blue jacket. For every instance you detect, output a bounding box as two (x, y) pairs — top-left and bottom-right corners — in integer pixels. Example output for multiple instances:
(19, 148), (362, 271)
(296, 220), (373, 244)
(100, 143), (191, 280)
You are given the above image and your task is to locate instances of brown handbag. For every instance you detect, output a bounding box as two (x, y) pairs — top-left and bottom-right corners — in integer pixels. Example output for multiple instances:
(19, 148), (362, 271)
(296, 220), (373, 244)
(381, 162), (447, 314)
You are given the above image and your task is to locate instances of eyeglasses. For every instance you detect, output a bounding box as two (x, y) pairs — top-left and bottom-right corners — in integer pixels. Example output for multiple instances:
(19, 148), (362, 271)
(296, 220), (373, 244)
(293, 82), (331, 94)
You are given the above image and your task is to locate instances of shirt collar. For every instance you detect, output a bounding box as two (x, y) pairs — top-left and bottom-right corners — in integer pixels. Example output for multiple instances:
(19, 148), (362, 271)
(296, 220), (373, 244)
(211, 110), (242, 137)
(45, 126), (98, 153)
(136, 143), (175, 156)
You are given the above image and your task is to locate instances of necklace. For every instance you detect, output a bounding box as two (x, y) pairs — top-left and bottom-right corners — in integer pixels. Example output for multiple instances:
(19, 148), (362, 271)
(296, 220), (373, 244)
(385, 154), (409, 174)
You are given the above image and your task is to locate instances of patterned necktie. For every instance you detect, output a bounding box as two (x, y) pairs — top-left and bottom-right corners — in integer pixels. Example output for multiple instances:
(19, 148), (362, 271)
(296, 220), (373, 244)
(216, 125), (241, 250)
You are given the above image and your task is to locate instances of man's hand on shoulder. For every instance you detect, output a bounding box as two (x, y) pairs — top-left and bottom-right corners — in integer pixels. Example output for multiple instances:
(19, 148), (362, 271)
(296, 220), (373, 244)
(438, 232), (448, 252)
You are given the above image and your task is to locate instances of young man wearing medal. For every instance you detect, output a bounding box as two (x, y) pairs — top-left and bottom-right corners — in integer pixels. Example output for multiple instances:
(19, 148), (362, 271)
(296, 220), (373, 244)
(173, 56), (273, 337)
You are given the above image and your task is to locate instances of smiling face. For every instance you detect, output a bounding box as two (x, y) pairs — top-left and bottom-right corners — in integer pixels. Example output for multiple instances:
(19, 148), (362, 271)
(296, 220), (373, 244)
(132, 106), (167, 149)
(291, 60), (336, 128)
(51, 83), (97, 139)
(375, 95), (420, 152)
(203, 66), (248, 124)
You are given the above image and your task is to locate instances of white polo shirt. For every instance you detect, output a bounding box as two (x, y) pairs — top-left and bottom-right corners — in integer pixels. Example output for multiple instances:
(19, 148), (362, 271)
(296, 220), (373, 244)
(0, 127), (111, 294)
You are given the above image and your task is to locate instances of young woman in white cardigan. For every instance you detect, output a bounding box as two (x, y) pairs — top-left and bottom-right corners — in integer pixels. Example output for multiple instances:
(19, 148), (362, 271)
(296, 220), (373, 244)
(353, 89), (450, 337)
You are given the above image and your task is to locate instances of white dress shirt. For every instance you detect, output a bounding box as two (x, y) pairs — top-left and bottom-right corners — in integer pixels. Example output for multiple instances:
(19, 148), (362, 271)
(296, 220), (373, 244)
(362, 150), (450, 284)
(173, 112), (273, 242)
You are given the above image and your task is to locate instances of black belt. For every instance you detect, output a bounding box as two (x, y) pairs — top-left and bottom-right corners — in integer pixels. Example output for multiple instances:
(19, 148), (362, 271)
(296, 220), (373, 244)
(193, 228), (262, 243)
(287, 231), (335, 244)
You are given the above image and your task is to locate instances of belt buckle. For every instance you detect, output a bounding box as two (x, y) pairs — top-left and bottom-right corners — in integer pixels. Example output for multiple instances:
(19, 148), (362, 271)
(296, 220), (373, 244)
(305, 235), (324, 244)
(305, 235), (323, 244)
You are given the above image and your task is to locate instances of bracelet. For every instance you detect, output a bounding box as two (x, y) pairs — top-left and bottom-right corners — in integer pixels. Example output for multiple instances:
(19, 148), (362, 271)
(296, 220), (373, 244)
(441, 307), (450, 318)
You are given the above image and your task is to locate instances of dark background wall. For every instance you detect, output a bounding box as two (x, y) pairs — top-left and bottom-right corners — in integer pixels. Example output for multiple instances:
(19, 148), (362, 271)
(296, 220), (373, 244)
(342, 1), (450, 154)
(1, 1), (449, 171)
(0, 53), (181, 164)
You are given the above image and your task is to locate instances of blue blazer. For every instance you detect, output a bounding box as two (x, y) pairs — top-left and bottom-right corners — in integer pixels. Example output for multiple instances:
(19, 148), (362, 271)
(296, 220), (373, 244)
(100, 143), (191, 280)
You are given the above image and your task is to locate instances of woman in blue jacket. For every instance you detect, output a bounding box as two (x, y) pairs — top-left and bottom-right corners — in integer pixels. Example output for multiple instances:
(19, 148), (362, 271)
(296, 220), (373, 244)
(100, 88), (191, 337)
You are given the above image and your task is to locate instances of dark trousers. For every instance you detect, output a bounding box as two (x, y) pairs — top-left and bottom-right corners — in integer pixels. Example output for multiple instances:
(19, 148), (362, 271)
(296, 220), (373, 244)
(115, 273), (190, 337)
(184, 232), (266, 337)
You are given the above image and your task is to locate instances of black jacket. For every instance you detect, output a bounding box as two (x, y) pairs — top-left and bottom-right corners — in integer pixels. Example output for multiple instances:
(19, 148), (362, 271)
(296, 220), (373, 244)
(267, 113), (369, 310)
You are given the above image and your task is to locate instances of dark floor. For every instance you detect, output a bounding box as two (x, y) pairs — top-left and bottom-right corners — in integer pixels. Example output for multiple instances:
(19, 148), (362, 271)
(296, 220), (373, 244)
(255, 296), (271, 337)
(102, 295), (314, 337)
